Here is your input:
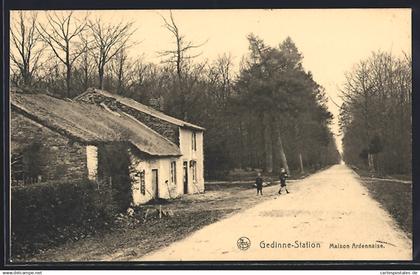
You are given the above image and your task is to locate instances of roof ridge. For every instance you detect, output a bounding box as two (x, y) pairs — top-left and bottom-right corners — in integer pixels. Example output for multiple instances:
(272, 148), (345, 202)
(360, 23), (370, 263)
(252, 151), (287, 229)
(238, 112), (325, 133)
(82, 88), (205, 131)
(73, 88), (95, 101)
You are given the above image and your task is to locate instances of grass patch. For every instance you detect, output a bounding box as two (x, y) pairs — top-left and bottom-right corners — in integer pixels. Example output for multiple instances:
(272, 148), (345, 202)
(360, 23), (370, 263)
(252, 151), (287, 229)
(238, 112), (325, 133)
(350, 166), (412, 181)
(358, 176), (412, 236)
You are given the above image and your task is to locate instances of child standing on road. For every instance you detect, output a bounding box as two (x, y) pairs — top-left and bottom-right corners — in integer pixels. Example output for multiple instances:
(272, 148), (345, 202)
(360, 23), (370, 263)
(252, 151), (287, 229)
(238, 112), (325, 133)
(256, 172), (263, 196)
(278, 168), (289, 194)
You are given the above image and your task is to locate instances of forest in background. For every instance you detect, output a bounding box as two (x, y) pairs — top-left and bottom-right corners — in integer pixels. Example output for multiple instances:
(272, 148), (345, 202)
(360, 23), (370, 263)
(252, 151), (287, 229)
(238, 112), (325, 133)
(339, 51), (412, 176)
(10, 11), (341, 179)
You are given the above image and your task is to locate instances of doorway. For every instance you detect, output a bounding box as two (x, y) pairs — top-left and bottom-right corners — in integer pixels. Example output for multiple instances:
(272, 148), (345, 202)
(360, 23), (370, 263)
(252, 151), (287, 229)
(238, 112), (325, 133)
(183, 161), (188, 194)
(152, 169), (159, 198)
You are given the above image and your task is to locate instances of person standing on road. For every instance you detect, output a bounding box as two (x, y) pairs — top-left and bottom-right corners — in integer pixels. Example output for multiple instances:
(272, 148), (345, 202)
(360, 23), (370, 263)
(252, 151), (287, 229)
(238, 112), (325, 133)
(255, 172), (263, 196)
(278, 168), (289, 194)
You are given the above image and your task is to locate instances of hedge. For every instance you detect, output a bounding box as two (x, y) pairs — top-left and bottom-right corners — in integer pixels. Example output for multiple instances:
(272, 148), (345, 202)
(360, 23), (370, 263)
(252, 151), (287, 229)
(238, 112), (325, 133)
(11, 179), (119, 258)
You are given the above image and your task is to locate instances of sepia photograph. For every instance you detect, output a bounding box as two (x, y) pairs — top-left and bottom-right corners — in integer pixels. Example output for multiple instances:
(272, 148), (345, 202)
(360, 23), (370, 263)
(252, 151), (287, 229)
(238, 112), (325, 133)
(7, 8), (412, 263)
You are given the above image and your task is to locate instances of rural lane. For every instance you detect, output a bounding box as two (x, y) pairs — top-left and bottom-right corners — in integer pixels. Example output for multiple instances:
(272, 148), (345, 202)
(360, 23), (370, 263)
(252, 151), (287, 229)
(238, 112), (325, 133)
(140, 164), (411, 261)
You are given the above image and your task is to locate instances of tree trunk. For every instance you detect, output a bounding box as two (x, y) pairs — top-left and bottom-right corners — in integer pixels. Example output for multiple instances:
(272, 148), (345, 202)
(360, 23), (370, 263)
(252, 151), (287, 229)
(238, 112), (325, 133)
(238, 119), (244, 169)
(83, 53), (89, 90)
(98, 66), (104, 90)
(117, 58), (124, 94)
(271, 118), (280, 174)
(262, 112), (273, 173)
(23, 61), (31, 86)
(272, 117), (289, 174)
(368, 153), (375, 172)
(66, 65), (71, 98)
(66, 45), (71, 98)
(246, 119), (253, 168)
(299, 153), (304, 174)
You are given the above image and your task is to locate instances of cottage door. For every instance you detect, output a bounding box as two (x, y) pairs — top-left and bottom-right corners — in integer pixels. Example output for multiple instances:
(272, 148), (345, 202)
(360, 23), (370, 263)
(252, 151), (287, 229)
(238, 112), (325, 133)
(152, 169), (159, 198)
(183, 161), (188, 194)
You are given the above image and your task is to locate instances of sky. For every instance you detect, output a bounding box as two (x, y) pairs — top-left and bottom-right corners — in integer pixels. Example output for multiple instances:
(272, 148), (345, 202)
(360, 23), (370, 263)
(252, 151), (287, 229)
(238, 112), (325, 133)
(14, 9), (412, 152)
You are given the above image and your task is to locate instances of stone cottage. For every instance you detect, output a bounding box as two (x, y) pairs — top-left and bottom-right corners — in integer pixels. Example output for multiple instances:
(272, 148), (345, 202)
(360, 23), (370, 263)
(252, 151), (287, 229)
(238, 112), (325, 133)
(75, 88), (206, 203)
(10, 88), (205, 206)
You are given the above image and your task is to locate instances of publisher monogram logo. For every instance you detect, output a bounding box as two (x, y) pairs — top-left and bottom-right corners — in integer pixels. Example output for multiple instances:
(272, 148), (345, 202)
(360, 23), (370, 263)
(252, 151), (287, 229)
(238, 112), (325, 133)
(237, 237), (251, 251)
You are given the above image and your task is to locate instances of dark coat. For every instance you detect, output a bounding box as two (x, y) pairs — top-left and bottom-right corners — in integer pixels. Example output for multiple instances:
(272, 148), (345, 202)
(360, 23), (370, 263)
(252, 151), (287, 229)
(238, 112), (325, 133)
(255, 176), (263, 188)
(279, 171), (288, 186)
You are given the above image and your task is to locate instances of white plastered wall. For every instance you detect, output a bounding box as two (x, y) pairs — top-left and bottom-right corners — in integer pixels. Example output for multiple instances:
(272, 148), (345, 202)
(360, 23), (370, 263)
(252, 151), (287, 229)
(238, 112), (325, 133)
(128, 148), (180, 205)
(178, 128), (205, 194)
(86, 145), (98, 181)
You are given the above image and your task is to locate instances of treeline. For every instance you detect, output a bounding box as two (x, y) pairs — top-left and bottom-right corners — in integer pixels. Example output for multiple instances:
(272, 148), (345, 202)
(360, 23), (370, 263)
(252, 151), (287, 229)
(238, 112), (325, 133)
(10, 11), (340, 179)
(223, 35), (340, 175)
(339, 51), (411, 175)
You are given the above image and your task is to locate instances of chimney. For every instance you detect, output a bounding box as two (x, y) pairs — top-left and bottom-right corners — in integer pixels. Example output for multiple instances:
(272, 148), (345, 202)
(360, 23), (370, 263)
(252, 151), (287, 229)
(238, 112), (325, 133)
(148, 97), (165, 111)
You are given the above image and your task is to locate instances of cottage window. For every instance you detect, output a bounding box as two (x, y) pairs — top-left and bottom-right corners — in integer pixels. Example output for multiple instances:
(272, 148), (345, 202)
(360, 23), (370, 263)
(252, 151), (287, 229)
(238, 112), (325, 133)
(192, 132), (197, 151)
(191, 161), (197, 183)
(170, 161), (176, 184)
(140, 170), (146, 195)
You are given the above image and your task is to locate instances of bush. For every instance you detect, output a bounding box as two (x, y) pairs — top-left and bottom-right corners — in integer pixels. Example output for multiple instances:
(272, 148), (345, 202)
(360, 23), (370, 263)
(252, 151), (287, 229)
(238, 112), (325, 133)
(11, 179), (118, 258)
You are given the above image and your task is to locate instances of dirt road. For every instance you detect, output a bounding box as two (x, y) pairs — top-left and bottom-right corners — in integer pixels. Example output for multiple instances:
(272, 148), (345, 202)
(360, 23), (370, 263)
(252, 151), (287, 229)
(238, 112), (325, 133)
(140, 164), (411, 261)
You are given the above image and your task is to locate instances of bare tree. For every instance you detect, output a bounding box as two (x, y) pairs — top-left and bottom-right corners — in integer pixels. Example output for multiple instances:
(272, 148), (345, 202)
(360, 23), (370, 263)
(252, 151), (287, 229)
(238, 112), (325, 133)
(37, 11), (88, 97)
(158, 10), (207, 119)
(77, 34), (95, 91)
(88, 18), (135, 90)
(131, 57), (150, 88)
(207, 53), (234, 106)
(109, 47), (132, 95)
(10, 11), (44, 87)
(36, 55), (65, 93)
(158, 10), (206, 81)
(339, 51), (411, 174)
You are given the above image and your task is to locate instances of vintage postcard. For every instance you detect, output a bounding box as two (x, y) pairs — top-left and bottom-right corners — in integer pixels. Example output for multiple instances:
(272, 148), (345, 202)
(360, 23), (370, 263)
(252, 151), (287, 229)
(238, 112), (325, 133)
(7, 8), (412, 263)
